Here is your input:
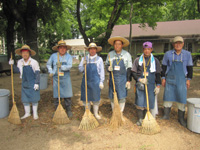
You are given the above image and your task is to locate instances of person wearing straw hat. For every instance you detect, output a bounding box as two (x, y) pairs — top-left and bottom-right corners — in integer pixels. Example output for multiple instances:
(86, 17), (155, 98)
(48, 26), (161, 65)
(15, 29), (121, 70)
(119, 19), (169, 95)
(131, 42), (161, 126)
(105, 36), (132, 114)
(161, 36), (193, 127)
(11, 45), (40, 120)
(46, 40), (73, 118)
(79, 42), (105, 120)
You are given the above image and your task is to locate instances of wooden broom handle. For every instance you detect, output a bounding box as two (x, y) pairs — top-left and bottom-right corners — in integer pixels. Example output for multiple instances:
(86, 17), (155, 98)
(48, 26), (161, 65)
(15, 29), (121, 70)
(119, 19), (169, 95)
(108, 54), (116, 92)
(143, 55), (150, 118)
(10, 53), (15, 104)
(84, 50), (89, 109)
(57, 52), (61, 104)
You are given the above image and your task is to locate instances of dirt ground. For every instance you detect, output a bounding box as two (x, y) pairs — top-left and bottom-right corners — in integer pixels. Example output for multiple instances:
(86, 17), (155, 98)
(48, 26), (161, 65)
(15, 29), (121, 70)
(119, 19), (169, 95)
(0, 67), (200, 150)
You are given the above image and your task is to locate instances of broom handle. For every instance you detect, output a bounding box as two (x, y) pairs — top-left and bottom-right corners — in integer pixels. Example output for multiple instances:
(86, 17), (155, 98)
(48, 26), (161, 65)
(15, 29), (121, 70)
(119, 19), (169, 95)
(84, 50), (89, 109)
(143, 55), (150, 119)
(108, 54), (116, 92)
(10, 53), (15, 104)
(57, 52), (61, 104)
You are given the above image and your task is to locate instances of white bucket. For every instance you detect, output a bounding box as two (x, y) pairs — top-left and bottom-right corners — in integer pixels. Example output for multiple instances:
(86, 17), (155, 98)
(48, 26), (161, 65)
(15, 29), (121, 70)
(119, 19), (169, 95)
(187, 98), (200, 134)
(40, 73), (48, 90)
(0, 89), (10, 118)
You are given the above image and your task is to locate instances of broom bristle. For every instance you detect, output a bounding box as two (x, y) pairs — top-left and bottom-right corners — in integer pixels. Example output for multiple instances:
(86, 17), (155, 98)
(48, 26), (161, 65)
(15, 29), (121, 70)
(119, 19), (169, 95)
(8, 103), (21, 125)
(52, 103), (70, 124)
(141, 111), (161, 135)
(110, 92), (124, 128)
(79, 109), (99, 130)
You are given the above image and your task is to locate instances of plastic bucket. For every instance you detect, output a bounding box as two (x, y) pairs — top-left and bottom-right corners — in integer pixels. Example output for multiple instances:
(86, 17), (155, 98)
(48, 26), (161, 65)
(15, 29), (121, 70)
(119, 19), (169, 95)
(187, 98), (200, 134)
(0, 89), (10, 118)
(40, 73), (48, 90)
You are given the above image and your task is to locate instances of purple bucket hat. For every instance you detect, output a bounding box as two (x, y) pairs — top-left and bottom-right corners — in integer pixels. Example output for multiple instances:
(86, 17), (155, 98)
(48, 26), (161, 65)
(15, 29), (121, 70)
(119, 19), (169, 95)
(143, 41), (152, 48)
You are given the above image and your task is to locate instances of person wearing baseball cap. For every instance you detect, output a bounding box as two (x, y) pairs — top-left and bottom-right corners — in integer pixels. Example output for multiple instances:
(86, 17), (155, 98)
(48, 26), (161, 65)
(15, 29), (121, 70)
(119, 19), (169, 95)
(105, 36), (132, 120)
(161, 36), (193, 127)
(131, 41), (161, 126)
(9, 45), (40, 120)
(46, 40), (73, 118)
(79, 42), (105, 119)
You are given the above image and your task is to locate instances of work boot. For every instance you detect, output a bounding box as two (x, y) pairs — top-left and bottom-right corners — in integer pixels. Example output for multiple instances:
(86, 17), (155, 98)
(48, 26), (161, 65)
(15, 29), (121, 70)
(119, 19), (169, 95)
(32, 103), (39, 120)
(83, 102), (91, 110)
(178, 109), (187, 127)
(119, 102), (125, 112)
(136, 109), (144, 126)
(21, 105), (31, 119)
(162, 107), (171, 120)
(143, 109), (147, 118)
(66, 106), (73, 118)
(93, 104), (101, 120)
(64, 98), (73, 118)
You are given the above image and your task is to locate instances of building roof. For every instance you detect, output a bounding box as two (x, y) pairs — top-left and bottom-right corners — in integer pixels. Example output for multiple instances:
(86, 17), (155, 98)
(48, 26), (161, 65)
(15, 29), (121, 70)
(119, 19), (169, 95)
(110, 20), (200, 40)
(64, 39), (86, 50)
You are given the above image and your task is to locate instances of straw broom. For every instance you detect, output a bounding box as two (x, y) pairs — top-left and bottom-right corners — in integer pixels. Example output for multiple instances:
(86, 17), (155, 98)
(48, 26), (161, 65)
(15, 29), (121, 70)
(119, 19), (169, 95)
(8, 53), (21, 125)
(52, 52), (70, 124)
(79, 50), (99, 130)
(109, 54), (123, 128)
(141, 55), (160, 134)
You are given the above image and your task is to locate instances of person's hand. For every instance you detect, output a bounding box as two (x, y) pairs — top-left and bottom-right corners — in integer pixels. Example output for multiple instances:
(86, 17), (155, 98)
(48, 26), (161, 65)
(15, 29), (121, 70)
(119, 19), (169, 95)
(139, 78), (148, 84)
(186, 80), (190, 89)
(162, 79), (166, 87)
(56, 62), (61, 68)
(125, 81), (131, 90)
(154, 86), (160, 95)
(49, 73), (54, 77)
(99, 82), (104, 89)
(34, 84), (39, 90)
(108, 66), (113, 72)
(9, 58), (14, 65)
(83, 59), (87, 65)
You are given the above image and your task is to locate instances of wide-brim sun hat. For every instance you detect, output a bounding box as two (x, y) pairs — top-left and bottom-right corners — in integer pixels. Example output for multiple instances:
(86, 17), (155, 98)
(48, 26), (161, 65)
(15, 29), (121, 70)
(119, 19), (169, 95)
(85, 42), (102, 52)
(108, 36), (130, 47)
(52, 40), (72, 51)
(15, 45), (36, 56)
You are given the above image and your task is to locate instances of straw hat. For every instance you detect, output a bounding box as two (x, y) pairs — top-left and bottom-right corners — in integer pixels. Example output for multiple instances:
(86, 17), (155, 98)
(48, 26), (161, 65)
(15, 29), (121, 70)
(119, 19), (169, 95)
(85, 43), (102, 52)
(52, 40), (72, 51)
(108, 36), (130, 47)
(15, 45), (36, 56)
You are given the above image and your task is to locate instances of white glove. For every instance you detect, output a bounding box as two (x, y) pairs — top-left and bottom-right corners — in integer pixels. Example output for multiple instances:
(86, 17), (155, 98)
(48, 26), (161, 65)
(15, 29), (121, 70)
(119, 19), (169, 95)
(154, 86), (160, 95)
(34, 84), (39, 91)
(9, 58), (14, 65)
(108, 66), (113, 72)
(99, 82), (104, 89)
(125, 81), (131, 90)
(139, 78), (148, 84)
(83, 59), (87, 65)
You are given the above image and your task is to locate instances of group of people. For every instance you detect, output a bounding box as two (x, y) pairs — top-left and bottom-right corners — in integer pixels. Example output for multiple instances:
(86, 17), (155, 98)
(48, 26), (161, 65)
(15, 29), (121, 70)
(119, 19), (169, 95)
(9, 35), (193, 128)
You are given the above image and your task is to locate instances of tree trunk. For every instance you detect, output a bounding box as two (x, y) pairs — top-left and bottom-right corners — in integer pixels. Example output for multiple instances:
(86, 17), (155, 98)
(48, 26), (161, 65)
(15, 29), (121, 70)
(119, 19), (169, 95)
(128, 2), (133, 53)
(25, 0), (39, 61)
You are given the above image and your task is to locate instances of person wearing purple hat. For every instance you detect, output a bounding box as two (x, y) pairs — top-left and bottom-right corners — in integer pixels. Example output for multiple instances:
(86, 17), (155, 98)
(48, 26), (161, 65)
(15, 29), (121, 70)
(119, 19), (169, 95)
(161, 36), (193, 127)
(131, 41), (161, 126)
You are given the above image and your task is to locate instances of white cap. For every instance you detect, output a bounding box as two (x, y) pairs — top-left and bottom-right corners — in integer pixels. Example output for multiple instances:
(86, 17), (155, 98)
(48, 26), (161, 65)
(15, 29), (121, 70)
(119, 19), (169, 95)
(173, 36), (184, 43)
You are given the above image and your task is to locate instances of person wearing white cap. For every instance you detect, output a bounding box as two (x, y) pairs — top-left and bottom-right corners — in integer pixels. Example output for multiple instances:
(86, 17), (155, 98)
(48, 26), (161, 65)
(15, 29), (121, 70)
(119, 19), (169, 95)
(105, 36), (132, 116)
(131, 41), (161, 126)
(161, 36), (193, 127)
(79, 43), (105, 119)
(46, 40), (73, 118)
(9, 45), (40, 120)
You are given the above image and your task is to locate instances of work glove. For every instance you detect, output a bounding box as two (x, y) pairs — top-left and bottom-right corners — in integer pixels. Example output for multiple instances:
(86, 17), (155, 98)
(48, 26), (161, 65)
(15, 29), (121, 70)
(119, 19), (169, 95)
(9, 58), (14, 65)
(34, 84), (39, 91)
(139, 78), (148, 85)
(83, 59), (87, 65)
(99, 82), (104, 89)
(125, 81), (131, 90)
(108, 65), (113, 72)
(56, 62), (61, 68)
(154, 86), (160, 95)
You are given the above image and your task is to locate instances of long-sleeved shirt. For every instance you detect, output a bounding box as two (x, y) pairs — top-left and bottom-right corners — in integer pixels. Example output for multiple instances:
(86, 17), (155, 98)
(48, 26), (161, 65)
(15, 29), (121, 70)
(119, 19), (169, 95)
(46, 52), (72, 75)
(161, 49), (193, 80)
(17, 57), (40, 79)
(79, 54), (105, 84)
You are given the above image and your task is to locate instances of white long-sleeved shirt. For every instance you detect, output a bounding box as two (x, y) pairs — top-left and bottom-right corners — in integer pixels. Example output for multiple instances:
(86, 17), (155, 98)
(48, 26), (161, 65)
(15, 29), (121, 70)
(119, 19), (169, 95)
(79, 54), (105, 84)
(17, 57), (40, 78)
